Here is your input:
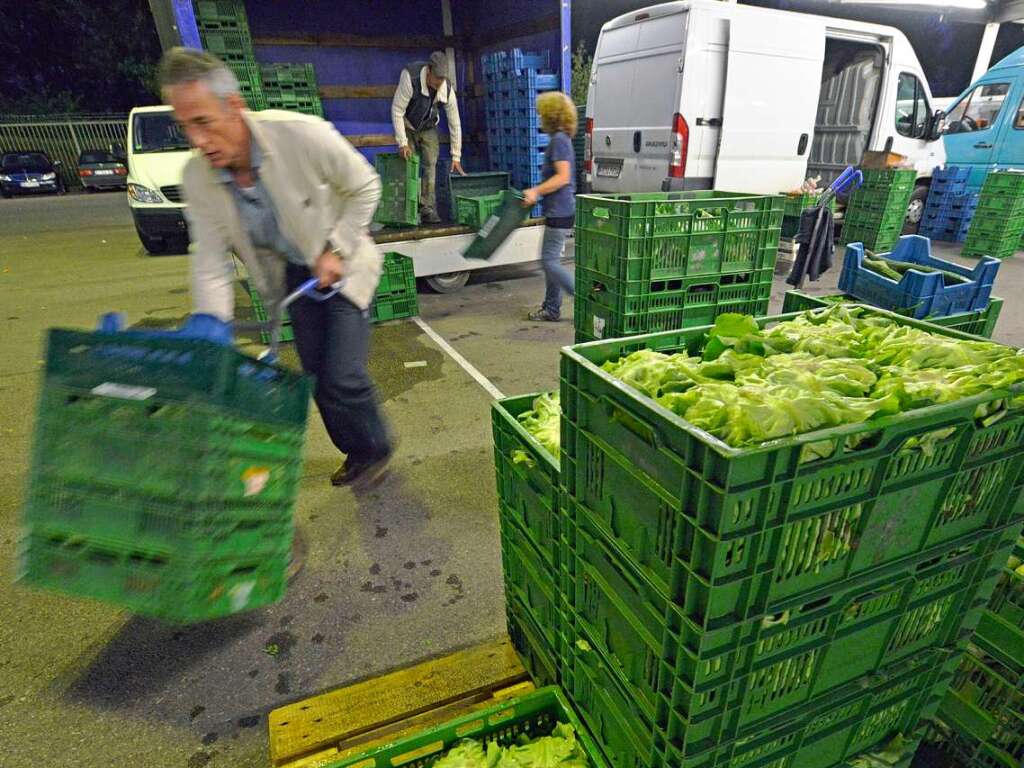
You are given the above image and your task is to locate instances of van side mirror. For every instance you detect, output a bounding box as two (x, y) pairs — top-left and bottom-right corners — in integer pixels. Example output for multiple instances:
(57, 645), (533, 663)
(927, 110), (945, 142)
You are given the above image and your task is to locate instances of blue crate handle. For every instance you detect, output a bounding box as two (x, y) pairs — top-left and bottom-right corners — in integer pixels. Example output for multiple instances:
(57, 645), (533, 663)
(258, 277), (345, 364)
(829, 166), (863, 195)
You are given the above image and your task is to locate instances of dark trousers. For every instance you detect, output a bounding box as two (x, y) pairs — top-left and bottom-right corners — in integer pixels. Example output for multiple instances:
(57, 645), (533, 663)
(286, 263), (391, 462)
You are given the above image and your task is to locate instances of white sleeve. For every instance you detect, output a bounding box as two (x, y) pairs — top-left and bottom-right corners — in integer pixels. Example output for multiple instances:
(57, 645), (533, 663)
(391, 69), (413, 148)
(445, 89), (462, 161)
(182, 167), (235, 320)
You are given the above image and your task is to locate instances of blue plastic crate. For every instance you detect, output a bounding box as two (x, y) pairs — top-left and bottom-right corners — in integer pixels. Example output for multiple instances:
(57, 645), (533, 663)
(933, 165), (971, 184)
(930, 178), (968, 197)
(511, 113), (541, 131)
(511, 49), (549, 71)
(838, 235), (999, 318)
(510, 70), (560, 95)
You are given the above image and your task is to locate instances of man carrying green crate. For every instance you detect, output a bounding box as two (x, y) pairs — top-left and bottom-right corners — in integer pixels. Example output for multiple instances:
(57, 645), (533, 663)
(391, 51), (465, 224)
(159, 49), (394, 504)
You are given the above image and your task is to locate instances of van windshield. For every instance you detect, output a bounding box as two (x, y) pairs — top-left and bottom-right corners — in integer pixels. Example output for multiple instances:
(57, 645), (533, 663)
(133, 113), (190, 154)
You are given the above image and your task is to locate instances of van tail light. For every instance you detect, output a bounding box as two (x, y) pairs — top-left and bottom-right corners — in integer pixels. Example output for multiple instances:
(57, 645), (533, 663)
(584, 117), (594, 174)
(115, 166), (127, 175)
(79, 169), (93, 177)
(669, 113), (689, 178)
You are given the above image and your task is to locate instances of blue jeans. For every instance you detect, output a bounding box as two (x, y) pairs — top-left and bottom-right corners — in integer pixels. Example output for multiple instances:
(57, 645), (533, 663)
(540, 225), (574, 318)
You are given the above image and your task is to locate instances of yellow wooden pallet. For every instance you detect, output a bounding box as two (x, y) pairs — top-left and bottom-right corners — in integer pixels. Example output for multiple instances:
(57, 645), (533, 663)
(268, 637), (530, 768)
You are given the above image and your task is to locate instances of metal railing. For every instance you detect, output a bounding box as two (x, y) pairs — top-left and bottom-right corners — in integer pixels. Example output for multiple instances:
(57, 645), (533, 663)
(0, 116), (129, 188)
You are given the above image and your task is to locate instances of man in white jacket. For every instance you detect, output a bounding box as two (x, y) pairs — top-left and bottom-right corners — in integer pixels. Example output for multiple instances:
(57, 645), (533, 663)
(391, 51), (465, 224)
(159, 48), (392, 490)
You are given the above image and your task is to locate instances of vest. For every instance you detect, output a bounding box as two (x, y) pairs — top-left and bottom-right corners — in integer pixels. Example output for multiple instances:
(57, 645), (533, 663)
(404, 61), (445, 132)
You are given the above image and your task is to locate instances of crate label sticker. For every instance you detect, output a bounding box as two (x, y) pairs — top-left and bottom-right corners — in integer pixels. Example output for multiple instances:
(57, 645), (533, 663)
(242, 467), (271, 496)
(229, 581), (255, 612)
(593, 316), (606, 339)
(91, 382), (157, 401)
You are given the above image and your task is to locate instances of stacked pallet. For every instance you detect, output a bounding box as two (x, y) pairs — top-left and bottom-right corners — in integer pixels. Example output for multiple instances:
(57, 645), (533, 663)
(841, 168), (917, 252)
(961, 171), (1024, 259)
(573, 191), (783, 342)
(918, 166), (978, 243)
(19, 317), (310, 622)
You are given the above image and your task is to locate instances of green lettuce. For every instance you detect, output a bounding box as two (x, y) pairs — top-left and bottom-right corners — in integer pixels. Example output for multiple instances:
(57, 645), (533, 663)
(431, 724), (591, 768)
(516, 392), (561, 461)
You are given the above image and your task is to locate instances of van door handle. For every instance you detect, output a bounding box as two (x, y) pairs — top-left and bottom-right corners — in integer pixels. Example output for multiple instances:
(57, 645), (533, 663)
(633, 131), (642, 153)
(974, 142), (993, 149)
(797, 133), (809, 156)
(696, 118), (722, 127)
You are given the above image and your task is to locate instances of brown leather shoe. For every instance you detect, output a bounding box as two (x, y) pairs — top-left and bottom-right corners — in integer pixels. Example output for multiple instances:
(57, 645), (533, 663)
(331, 452), (392, 490)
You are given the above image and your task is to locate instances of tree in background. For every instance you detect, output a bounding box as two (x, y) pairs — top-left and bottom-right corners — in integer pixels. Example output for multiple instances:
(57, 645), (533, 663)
(571, 42), (592, 106)
(0, 0), (162, 115)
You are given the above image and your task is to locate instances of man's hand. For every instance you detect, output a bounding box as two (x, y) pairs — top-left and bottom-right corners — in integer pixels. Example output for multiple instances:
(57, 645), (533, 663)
(451, 159), (466, 176)
(314, 249), (344, 288)
(398, 145), (414, 161)
(522, 187), (539, 207)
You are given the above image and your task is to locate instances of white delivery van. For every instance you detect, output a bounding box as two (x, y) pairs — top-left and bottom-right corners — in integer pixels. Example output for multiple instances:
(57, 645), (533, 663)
(126, 105), (192, 254)
(585, 0), (946, 222)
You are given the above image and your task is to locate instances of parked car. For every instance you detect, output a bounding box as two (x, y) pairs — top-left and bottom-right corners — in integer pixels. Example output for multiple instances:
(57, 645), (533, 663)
(78, 149), (128, 191)
(126, 105), (191, 254)
(0, 151), (65, 197)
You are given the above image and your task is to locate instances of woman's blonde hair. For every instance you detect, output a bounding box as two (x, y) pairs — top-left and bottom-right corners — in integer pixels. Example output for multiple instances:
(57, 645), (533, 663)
(537, 91), (578, 137)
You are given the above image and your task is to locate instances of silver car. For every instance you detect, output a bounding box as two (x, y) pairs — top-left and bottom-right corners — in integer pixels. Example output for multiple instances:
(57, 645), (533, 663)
(78, 149), (127, 191)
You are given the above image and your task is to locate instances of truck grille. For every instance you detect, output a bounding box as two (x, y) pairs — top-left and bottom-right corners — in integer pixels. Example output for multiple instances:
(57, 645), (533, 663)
(160, 185), (183, 203)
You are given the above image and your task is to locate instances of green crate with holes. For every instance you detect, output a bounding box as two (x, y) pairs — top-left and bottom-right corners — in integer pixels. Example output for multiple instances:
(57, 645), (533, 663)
(575, 191), (783, 283)
(974, 537), (1024, 671)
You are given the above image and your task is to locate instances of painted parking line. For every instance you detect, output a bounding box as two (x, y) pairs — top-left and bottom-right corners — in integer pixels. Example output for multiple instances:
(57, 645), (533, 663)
(413, 316), (506, 400)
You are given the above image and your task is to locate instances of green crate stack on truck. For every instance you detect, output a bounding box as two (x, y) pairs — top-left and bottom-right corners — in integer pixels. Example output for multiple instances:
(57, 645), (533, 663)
(840, 169), (917, 253)
(19, 323), (310, 623)
(193, 0), (266, 110)
(373, 153), (420, 228)
(925, 536), (1024, 768)
(494, 303), (1024, 768)
(261, 63), (325, 118)
(961, 171), (1024, 260)
(781, 290), (1004, 339)
(573, 191), (784, 343)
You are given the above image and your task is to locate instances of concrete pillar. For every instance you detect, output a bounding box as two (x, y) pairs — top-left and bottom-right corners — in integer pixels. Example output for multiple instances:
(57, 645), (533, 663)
(971, 22), (1001, 84)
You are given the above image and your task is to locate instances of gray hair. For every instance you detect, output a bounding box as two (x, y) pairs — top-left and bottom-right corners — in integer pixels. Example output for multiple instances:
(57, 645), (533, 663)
(429, 51), (450, 80)
(158, 46), (240, 100)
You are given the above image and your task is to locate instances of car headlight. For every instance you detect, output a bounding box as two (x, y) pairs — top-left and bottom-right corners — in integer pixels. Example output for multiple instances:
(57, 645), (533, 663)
(0, 175), (10, 182)
(128, 183), (163, 204)
(42, 172), (56, 181)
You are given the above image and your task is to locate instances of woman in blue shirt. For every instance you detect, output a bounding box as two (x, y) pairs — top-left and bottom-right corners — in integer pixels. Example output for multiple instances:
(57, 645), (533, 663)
(522, 91), (577, 322)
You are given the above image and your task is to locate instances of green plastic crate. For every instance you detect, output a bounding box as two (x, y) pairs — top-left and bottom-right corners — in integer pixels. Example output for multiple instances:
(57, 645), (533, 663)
(938, 648), (1024, 767)
(973, 195), (1024, 217)
(319, 686), (609, 768)
(782, 191), (835, 218)
(376, 251), (415, 296)
(260, 63), (317, 91)
(506, 593), (560, 686)
(456, 192), (505, 229)
(224, 60), (266, 110)
(567, 632), (956, 768)
(574, 268), (773, 342)
(193, 0), (250, 30)
(982, 170), (1024, 196)
(198, 28), (255, 63)
(373, 153), (420, 227)
(19, 529), (288, 622)
(780, 290), (1004, 338)
(447, 171), (511, 222)
(575, 191), (784, 283)
(560, 308), (1024, 625)
(962, 230), (1022, 260)
(492, 394), (560, 570)
(264, 92), (324, 117)
(563, 499), (1014, 757)
(500, 514), (563, 664)
(974, 538), (1024, 672)
(858, 168), (918, 190)
(249, 284), (294, 344)
(840, 223), (901, 252)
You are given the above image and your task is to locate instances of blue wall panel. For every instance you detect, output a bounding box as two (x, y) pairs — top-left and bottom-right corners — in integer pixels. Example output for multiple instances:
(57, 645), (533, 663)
(245, 0), (443, 37)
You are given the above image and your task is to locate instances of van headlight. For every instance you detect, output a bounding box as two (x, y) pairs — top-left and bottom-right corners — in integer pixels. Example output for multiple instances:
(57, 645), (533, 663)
(128, 183), (163, 204)
(42, 172), (56, 181)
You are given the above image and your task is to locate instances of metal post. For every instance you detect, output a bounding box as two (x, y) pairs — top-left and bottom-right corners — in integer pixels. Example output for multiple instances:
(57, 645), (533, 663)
(441, 0), (456, 92)
(971, 22), (1001, 84)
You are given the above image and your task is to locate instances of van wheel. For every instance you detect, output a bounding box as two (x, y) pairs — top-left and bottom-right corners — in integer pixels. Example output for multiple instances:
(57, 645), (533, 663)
(903, 185), (929, 233)
(425, 271), (470, 293)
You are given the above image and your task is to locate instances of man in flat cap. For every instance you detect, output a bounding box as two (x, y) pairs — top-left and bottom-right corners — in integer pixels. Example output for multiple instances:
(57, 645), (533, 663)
(391, 51), (465, 224)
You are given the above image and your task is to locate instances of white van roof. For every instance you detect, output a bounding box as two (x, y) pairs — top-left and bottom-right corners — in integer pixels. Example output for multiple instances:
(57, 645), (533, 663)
(129, 105), (173, 115)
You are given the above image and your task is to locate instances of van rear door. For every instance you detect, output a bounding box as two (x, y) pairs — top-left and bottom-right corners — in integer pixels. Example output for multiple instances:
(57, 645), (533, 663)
(590, 9), (686, 192)
(714, 11), (824, 192)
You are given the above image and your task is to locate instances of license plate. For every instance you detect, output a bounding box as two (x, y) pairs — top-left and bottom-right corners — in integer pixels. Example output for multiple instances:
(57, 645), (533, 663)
(597, 162), (622, 179)
(21, 181), (39, 188)
(94, 169), (114, 175)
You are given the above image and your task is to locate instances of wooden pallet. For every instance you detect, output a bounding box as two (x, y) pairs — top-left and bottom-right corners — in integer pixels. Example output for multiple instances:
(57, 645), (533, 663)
(268, 637), (530, 768)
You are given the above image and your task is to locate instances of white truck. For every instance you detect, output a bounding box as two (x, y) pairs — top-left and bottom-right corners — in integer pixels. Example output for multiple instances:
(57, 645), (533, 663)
(584, 0), (946, 224)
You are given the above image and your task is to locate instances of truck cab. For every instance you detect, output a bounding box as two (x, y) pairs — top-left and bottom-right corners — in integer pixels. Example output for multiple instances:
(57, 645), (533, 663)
(585, 0), (944, 222)
(942, 47), (1024, 187)
(127, 105), (192, 255)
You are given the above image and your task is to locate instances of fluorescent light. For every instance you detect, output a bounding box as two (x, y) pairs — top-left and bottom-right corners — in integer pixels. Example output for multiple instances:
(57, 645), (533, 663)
(839, 0), (988, 8)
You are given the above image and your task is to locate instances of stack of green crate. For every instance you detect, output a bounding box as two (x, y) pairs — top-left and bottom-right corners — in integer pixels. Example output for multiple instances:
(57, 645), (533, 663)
(261, 63), (324, 118)
(371, 252), (418, 323)
(927, 537), (1023, 768)
(19, 324), (310, 622)
(455, 192), (505, 229)
(248, 283), (293, 344)
(573, 191), (784, 343)
(373, 153), (420, 227)
(781, 290), (1004, 338)
(553, 309), (1024, 768)
(781, 190), (835, 238)
(961, 171), (1024, 259)
(840, 168), (916, 252)
(193, 0), (266, 109)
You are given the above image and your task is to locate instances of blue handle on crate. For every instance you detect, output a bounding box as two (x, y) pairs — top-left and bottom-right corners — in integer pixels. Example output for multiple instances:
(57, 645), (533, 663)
(830, 166), (862, 195)
(296, 277), (341, 302)
(95, 312), (234, 345)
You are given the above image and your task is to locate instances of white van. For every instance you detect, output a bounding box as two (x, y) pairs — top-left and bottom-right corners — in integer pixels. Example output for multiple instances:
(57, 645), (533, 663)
(585, 0), (946, 221)
(126, 106), (192, 254)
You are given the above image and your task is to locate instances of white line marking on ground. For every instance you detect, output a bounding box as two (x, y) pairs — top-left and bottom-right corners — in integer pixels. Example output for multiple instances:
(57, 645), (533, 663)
(413, 316), (505, 400)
